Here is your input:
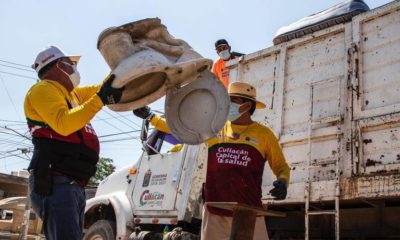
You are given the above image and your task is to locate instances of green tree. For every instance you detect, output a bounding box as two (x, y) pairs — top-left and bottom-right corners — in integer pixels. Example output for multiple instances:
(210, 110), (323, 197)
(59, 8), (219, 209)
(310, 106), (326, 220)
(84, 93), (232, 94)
(88, 157), (116, 186)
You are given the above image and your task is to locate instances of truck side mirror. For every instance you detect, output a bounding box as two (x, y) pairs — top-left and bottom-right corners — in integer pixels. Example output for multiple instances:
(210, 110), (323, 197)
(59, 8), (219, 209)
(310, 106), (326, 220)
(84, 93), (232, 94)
(140, 120), (162, 156)
(140, 119), (149, 142)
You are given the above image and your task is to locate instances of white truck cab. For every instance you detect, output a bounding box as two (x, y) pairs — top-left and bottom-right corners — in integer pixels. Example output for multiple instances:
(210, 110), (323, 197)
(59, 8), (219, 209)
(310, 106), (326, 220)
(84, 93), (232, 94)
(84, 126), (206, 240)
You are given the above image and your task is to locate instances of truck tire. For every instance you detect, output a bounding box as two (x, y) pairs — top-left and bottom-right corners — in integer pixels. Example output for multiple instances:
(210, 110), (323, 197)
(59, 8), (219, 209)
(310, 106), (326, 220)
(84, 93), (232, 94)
(84, 220), (116, 240)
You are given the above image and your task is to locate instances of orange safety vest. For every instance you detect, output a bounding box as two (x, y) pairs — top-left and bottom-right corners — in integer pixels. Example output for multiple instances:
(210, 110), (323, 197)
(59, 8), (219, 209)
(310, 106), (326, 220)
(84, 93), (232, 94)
(212, 53), (243, 88)
(212, 58), (230, 88)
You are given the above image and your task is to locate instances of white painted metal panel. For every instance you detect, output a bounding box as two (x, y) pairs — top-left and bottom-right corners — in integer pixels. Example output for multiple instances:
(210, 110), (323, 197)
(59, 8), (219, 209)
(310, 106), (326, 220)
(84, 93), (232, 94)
(229, 51), (280, 129)
(351, 1), (400, 176)
(360, 123), (400, 174)
(132, 150), (186, 211)
(282, 31), (345, 136)
(176, 144), (207, 221)
(353, 1), (400, 118)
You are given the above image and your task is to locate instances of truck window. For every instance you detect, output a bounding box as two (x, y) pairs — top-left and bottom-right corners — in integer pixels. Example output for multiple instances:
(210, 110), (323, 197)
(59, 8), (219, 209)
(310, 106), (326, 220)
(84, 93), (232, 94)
(160, 133), (181, 153)
(145, 130), (181, 155)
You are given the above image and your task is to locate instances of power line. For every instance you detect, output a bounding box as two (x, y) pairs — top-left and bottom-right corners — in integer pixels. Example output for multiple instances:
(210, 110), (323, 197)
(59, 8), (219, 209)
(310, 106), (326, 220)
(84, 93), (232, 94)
(0, 152), (30, 161)
(0, 138), (31, 147)
(106, 109), (142, 129)
(0, 131), (29, 138)
(0, 59), (32, 69)
(1, 124), (27, 128)
(0, 129), (30, 141)
(0, 126), (31, 148)
(0, 140), (32, 150)
(98, 129), (142, 138)
(0, 74), (23, 120)
(92, 114), (133, 122)
(94, 115), (136, 138)
(153, 109), (165, 115)
(103, 110), (139, 130)
(0, 126), (31, 140)
(100, 136), (141, 143)
(0, 70), (36, 80)
(0, 119), (26, 123)
(0, 63), (36, 73)
(0, 132), (28, 142)
(0, 148), (32, 155)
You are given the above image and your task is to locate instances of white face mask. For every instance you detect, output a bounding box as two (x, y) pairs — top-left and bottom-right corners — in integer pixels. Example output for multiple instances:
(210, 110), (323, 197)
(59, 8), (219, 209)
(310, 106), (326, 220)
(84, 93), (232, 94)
(69, 65), (81, 88)
(218, 50), (231, 60)
(57, 61), (81, 88)
(228, 102), (245, 122)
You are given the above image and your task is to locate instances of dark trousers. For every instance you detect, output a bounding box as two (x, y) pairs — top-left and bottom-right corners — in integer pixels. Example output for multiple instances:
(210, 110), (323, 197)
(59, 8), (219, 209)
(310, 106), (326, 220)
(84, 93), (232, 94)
(29, 174), (86, 240)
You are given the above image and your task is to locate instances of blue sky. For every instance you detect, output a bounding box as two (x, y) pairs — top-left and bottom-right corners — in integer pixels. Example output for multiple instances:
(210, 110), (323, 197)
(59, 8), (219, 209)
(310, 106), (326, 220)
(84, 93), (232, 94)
(0, 0), (392, 173)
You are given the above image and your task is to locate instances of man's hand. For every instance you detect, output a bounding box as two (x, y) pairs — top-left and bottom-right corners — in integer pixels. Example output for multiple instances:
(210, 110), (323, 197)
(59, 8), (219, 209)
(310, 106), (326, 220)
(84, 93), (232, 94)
(133, 106), (154, 120)
(269, 179), (287, 200)
(97, 74), (124, 105)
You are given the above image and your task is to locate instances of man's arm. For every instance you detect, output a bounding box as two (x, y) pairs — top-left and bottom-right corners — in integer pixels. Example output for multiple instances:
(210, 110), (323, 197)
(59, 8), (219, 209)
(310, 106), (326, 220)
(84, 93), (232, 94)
(265, 129), (290, 200)
(73, 84), (101, 102)
(133, 106), (172, 134)
(265, 129), (290, 184)
(150, 115), (171, 134)
(28, 84), (103, 136)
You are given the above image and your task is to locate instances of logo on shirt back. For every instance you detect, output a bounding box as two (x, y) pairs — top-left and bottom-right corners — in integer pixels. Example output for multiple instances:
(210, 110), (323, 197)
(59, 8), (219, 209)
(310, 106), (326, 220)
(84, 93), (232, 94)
(216, 147), (252, 167)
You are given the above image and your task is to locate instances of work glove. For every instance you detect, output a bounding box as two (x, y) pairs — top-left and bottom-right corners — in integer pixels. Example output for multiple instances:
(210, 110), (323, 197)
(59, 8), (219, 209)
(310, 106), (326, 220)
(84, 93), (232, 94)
(133, 106), (154, 120)
(269, 179), (287, 200)
(97, 74), (124, 105)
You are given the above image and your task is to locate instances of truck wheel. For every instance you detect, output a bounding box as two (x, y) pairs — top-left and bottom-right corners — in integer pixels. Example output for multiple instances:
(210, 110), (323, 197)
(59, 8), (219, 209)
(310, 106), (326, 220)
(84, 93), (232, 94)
(84, 220), (116, 240)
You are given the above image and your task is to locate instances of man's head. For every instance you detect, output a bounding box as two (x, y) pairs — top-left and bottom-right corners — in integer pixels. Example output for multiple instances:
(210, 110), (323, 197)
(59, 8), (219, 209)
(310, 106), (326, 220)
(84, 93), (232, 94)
(227, 82), (266, 123)
(215, 39), (231, 61)
(32, 46), (81, 91)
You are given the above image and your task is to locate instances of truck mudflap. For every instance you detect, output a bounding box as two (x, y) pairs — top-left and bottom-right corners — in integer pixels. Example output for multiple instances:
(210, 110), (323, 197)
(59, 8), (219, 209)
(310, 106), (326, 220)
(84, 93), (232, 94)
(85, 192), (133, 240)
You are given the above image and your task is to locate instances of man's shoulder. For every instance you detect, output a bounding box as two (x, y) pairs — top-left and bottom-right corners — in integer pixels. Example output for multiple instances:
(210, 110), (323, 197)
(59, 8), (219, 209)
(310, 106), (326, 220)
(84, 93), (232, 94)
(30, 80), (58, 89)
(251, 122), (276, 136)
(214, 58), (225, 65)
(27, 80), (62, 97)
(251, 121), (269, 130)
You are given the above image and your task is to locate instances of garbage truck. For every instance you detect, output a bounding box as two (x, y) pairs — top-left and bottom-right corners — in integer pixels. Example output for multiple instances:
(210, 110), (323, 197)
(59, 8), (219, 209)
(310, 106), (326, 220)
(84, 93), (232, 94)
(83, 1), (400, 239)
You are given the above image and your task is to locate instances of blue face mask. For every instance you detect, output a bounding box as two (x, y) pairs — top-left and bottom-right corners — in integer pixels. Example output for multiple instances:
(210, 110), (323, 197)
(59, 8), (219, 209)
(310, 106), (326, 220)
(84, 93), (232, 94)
(228, 102), (244, 122)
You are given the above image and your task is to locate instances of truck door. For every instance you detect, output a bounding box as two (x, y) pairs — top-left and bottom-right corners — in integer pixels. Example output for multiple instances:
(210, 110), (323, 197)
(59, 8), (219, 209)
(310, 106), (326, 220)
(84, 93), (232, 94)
(132, 129), (187, 212)
(351, 2), (400, 175)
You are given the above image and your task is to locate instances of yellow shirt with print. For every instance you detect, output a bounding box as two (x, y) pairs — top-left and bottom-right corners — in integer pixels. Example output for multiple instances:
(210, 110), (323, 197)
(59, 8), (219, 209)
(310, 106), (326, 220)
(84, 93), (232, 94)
(24, 80), (103, 136)
(150, 114), (290, 183)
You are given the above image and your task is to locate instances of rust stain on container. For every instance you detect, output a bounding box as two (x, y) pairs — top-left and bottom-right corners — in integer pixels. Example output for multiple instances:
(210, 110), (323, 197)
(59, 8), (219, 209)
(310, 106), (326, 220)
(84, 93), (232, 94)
(363, 139), (373, 144)
(365, 159), (382, 166)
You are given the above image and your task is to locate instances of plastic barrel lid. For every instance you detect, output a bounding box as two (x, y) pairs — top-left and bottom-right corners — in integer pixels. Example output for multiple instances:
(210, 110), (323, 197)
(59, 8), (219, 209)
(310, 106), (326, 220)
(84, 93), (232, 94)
(165, 71), (230, 145)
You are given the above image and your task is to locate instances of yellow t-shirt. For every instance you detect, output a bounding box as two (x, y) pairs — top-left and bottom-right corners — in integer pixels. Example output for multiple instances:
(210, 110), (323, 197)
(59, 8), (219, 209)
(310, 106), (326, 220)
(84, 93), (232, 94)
(24, 80), (103, 136)
(150, 115), (290, 215)
(150, 115), (289, 181)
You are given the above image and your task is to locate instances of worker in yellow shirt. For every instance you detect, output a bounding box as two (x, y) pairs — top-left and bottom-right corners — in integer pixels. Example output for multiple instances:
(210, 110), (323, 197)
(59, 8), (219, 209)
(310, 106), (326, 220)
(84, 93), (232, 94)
(24, 46), (124, 240)
(133, 82), (290, 240)
(212, 39), (244, 88)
